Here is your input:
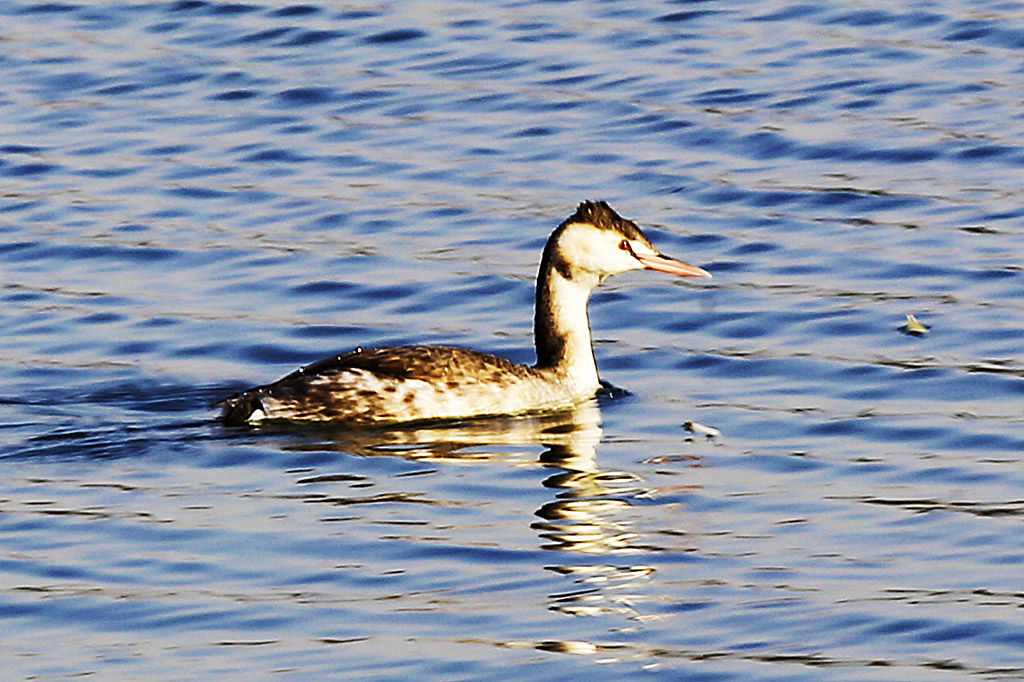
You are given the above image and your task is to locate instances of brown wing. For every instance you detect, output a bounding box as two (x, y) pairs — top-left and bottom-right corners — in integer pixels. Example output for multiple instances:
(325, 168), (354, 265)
(215, 345), (539, 424)
(283, 345), (534, 383)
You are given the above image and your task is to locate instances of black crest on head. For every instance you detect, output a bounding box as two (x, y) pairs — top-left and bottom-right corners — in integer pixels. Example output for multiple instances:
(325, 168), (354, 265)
(564, 200), (646, 241)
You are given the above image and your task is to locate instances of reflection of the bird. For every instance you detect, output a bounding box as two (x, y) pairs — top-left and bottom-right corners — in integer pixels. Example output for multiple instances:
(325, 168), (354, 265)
(273, 398), (679, 629)
(531, 418), (663, 622)
(531, 406), (648, 555)
(275, 399), (604, 464)
(532, 464), (643, 555)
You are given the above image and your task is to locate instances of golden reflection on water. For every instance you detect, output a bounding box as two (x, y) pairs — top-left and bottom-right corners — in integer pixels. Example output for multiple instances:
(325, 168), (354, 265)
(287, 401), (666, 557)
(277, 400), (691, 661)
(322, 401), (673, 632)
(280, 399), (605, 464)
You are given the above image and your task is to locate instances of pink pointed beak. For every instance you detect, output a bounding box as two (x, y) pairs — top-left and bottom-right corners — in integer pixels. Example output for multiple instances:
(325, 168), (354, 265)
(634, 252), (712, 278)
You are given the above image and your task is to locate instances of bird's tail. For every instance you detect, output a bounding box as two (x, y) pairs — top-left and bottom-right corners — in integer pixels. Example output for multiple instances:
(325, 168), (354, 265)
(210, 391), (264, 426)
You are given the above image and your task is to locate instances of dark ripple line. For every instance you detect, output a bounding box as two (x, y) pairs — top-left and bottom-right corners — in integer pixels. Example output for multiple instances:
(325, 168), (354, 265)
(944, 21), (1024, 49)
(846, 495), (1024, 518)
(748, 4), (824, 22)
(16, 2), (78, 15)
(657, 10), (720, 24)
(0, 241), (179, 264)
(363, 28), (426, 44)
(413, 54), (529, 77)
(270, 5), (319, 18)
(227, 27), (293, 45)
(211, 89), (258, 101)
(166, 1), (257, 16)
(281, 29), (345, 47)
(2, 162), (60, 177)
(663, 124), (952, 169)
(0, 144), (45, 154)
(276, 86), (335, 106)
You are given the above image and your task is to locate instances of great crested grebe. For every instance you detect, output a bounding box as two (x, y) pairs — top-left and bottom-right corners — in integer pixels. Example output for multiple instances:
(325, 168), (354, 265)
(215, 201), (710, 425)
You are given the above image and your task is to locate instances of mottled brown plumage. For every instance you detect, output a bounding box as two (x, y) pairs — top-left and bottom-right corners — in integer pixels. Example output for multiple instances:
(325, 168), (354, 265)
(214, 201), (710, 426)
(217, 345), (572, 425)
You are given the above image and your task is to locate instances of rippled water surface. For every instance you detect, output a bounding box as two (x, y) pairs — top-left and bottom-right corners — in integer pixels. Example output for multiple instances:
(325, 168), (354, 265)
(3, 1), (1024, 680)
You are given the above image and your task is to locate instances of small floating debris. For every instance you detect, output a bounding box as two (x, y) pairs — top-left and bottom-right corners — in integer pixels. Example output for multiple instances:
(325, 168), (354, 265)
(644, 454), (702, 464)
(901, 314), (930, 336)
(683, 420), (721, 439)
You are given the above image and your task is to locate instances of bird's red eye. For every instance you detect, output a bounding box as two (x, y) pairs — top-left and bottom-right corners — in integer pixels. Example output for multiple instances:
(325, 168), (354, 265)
(619, 239), (630, 251)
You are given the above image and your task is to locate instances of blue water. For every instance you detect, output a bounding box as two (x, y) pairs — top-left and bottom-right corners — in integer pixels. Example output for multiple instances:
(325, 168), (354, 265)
(3, 1), (1024, 680)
